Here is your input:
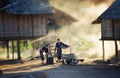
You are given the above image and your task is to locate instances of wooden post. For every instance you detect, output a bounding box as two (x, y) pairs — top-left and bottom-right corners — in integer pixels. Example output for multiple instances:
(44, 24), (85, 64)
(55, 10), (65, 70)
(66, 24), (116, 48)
(115, 40), (118, 63)
(31, 40), (35, 60)
(12, 41), (15, 59)
(17, 40), (21, 61)
(6, 40), (9, 59)
(112, 19), (118, 63)
(102, 40), (105, 61)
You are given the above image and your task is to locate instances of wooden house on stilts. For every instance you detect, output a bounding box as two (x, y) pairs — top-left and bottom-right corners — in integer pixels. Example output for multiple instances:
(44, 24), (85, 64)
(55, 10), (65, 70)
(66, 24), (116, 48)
(0, 0), (53, 60)
(92, 0), (120, 63)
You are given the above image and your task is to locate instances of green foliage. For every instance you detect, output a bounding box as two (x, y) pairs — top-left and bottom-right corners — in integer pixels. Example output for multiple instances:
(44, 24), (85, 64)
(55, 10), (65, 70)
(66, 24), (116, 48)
(0, 48), (6, 59)
(20, 40), (32, 52)
(0, 40), (33, 59)
(0, 48), (5, 54)
(7, 40), (32, 53)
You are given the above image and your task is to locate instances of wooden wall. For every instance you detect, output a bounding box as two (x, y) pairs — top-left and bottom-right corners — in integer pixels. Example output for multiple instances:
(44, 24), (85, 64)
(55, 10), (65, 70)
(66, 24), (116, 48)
(101, 19), (113, 40)
(0, 12), (48, 40)
(101, 19), (120, 40)
(114, 19), (120, 39)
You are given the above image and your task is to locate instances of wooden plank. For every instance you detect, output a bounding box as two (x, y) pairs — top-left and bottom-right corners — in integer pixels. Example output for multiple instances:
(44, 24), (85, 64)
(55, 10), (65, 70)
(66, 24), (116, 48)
(33, 15), (38, 36)
(19, 15), (25, 36)
(23, 16), (27, 37)
(34, 15), (41, 36)
(33, 15), (47, 36)
(10, 14), (18, 37)
(114, 19), (120, 39)
(0, 13), (48, 40)
(3, 14), (19, 37)
(40, 15), (47, 35)
(101, 19), (113, 39)
(25, 15), (33, 36)
(0, 13), (4, 37)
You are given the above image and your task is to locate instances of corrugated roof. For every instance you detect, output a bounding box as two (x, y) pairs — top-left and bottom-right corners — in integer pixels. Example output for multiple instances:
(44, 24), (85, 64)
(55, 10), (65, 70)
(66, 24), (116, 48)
(0, 0), (54, 14)
(92, 0), (120, 24)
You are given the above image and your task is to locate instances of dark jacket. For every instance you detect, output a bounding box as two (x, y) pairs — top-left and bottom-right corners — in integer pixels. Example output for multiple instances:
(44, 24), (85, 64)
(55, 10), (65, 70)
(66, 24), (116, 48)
(40, 46), (48, 53)
(55, 42), (66, 51)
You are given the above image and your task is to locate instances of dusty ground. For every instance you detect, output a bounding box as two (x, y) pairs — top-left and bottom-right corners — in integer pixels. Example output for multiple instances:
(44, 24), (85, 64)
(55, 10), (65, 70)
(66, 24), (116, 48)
(0, 59), (41, 71)
(0, 59), (120, 78)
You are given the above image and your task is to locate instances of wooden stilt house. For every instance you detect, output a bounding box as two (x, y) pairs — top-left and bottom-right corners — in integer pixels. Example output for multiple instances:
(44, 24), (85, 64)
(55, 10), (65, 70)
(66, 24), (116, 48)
(0, 0), (53, 40)
(0, 0), (53, 60)
(92, 0), (120, 63)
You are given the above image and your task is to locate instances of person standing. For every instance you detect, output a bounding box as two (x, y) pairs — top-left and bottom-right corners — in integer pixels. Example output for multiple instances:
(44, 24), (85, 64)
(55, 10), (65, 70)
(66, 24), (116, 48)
(55, 38), (67, 62)
(39, 45), (49, 64)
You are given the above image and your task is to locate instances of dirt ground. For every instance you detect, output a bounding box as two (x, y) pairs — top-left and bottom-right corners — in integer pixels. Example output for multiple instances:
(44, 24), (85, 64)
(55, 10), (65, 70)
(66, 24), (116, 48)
(0, 58), (42, 70)
(1, 58), (120, 78)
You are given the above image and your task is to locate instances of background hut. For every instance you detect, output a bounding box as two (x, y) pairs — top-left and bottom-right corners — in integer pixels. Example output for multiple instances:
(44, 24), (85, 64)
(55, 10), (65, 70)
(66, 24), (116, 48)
(92, 0), (120, 63)
(34, 7), (78, 55)
(48, 7), (77, 26)
(47, 7), (77, 41)
(0, 0), (53, 60)
(0, 0), (53, 40)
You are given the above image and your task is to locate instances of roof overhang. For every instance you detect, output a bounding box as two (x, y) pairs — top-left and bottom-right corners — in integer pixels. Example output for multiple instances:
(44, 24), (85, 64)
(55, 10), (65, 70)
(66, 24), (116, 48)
(0, 0), (54, 15)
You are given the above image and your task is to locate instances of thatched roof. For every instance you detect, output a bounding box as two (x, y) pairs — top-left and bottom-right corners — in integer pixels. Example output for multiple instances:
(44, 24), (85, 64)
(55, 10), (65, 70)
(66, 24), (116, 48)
(0, 0), (54, 14)
(48, 7), (77, 26)
(92, 0), (120, 24)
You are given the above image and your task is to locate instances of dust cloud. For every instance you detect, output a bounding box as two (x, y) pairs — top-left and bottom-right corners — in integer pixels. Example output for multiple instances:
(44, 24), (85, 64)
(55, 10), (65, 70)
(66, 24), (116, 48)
(48, 0), (116, 62)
